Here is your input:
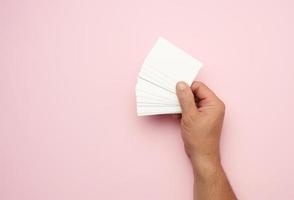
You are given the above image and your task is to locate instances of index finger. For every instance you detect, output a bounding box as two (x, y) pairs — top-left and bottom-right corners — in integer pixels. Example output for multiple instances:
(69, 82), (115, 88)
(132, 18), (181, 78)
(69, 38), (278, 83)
(191, 81), (220, 102)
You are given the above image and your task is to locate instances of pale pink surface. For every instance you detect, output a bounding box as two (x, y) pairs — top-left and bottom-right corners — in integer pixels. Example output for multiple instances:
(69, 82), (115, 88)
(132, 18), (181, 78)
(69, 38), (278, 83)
(1, 0), (294, 199)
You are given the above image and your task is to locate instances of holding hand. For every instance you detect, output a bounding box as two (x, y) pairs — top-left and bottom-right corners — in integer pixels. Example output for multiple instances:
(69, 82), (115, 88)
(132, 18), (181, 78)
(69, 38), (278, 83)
(176, 81), (236, 200)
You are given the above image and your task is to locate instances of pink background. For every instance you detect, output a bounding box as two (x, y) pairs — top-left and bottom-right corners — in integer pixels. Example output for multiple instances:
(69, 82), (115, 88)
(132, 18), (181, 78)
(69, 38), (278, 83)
(1, 0), (294, 199)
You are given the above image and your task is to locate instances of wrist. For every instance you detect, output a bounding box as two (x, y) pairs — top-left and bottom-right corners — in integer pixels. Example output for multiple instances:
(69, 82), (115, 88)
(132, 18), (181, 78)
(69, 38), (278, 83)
(191, 153), (222, 178)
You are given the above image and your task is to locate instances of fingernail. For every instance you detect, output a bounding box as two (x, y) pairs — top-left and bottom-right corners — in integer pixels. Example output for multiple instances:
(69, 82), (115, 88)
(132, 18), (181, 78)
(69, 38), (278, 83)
(176, 82), (187, 91)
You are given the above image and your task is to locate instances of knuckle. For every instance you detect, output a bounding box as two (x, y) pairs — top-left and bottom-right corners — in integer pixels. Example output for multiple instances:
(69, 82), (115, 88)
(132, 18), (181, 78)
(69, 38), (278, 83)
(183, 111), (197, 123)
(180, 119), (188, 129)
(197, 81), (204, 86)
(181, 118), (193, 133)
(217, 100), (226, 112)
(195, 81), (204, 88)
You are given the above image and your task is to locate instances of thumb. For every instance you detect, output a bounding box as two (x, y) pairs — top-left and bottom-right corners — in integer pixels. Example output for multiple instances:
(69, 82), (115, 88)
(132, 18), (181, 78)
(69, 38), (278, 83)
(176, 81), (197, 114)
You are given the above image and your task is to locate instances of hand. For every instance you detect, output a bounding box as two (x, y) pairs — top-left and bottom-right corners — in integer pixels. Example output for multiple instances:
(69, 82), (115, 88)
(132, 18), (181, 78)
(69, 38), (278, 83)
(176, 81), (225, 174)
(176, 81), (237, 200)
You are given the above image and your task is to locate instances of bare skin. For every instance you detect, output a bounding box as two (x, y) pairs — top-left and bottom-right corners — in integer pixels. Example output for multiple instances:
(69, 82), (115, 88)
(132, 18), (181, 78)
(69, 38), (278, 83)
(176, 81), (237, 200)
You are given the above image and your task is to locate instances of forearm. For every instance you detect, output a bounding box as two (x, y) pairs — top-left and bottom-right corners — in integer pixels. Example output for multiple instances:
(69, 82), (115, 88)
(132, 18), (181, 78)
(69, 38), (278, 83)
(192, 155), (237, 200)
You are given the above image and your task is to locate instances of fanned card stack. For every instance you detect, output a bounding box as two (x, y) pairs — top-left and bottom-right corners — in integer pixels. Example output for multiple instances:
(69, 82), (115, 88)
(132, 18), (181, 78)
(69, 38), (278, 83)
(136, 37), (202, 116)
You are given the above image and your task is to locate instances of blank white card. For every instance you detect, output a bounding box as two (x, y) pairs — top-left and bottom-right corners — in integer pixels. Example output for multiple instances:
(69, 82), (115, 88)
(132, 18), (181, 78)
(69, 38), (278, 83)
(135, 37), (202, 116)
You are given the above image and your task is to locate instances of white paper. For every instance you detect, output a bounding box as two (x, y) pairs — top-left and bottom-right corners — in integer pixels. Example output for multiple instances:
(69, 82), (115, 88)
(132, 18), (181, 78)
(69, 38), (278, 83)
(135, 37), (202, 116)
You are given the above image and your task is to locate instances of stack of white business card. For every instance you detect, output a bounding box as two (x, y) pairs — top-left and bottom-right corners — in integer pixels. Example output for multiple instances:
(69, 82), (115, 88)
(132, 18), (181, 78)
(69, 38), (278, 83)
(136, 37), (202, 116)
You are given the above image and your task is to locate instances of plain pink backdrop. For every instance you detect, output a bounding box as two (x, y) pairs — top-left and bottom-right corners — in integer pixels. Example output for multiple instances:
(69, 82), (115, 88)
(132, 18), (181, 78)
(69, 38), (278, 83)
(1, 0), (294, 199)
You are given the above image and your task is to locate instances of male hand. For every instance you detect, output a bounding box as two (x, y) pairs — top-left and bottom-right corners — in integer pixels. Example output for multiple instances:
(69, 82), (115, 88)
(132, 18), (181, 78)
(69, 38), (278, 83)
(176, 81), (236, 200)
(176, 81), (225, 169)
